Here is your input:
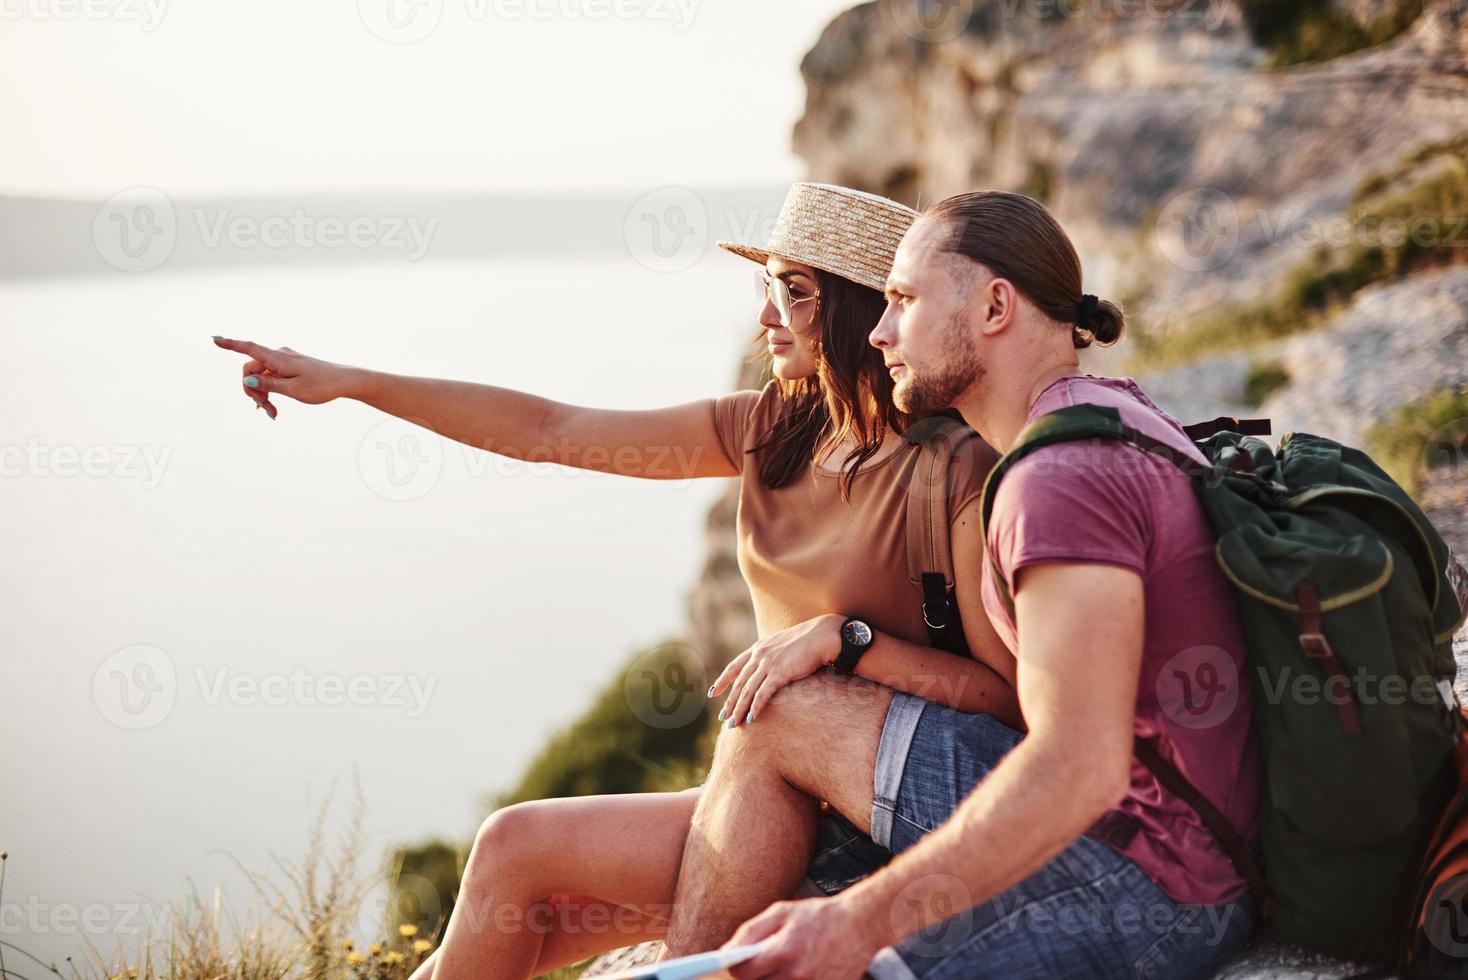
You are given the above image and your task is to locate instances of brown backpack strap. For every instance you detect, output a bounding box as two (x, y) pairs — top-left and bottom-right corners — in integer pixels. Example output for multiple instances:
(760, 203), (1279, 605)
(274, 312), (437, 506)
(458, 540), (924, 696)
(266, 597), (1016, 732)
(1134, 736), (1273, 919)
(903, 416), (972, 656)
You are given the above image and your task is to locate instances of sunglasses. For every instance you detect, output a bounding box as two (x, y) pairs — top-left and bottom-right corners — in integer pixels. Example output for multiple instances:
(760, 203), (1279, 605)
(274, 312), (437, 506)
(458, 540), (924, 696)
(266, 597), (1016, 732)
(755, 270), (820, 329)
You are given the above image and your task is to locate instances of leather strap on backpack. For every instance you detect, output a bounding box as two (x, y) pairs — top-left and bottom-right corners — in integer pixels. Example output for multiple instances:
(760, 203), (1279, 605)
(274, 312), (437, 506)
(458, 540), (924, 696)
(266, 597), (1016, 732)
(903, 415), (973, 657)
(1133, 738), (1274, 918)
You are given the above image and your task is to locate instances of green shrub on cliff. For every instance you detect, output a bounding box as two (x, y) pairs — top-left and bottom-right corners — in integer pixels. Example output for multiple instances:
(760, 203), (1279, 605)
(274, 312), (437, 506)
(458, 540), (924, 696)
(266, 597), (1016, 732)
(491, 641), (715, 809)
(1132, 139), (1468, 369)
(389, 642), (719, 949)
(1365, 386), (1468, 494)
(1238, 0), (1424, 66)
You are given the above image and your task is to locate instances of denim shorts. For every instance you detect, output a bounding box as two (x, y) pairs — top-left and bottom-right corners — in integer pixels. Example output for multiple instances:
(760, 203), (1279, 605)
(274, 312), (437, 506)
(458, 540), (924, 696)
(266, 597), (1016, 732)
(803, 692), (1255, 980)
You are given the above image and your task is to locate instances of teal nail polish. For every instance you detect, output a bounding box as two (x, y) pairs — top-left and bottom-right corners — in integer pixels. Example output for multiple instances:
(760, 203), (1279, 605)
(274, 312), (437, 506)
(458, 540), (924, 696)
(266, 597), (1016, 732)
(746, 711), (754, 724)
(211, 334), (223, 340)
(707, 685), (716, 698)
(717, 708), (726, 722)
(726, 717), (736, 729)
(243, 376), (260, 389)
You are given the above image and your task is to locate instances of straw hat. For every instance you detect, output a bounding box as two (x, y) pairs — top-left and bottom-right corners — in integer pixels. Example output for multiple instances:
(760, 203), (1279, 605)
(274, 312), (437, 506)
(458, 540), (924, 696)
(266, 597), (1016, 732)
(718, 182), (918, 293)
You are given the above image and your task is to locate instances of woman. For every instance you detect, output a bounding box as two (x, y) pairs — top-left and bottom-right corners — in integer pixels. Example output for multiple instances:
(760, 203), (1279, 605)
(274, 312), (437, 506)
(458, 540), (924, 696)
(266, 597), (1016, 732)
(212, 183), (1020, 979)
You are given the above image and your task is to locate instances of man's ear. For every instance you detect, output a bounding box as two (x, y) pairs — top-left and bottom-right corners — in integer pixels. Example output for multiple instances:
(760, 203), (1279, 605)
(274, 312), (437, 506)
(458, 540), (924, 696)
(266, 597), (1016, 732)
(979, 276), (1017, 337)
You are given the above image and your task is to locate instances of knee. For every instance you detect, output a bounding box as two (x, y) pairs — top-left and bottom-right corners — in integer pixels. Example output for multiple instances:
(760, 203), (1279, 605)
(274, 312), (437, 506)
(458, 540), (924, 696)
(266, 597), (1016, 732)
(466, 801), (546, 883)
(712, 672), (849, 765)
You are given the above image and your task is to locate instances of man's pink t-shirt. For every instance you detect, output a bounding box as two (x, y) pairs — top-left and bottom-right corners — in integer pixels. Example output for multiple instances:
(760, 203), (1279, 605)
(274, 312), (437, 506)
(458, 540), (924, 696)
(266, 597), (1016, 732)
(981, 374), (1260, 907)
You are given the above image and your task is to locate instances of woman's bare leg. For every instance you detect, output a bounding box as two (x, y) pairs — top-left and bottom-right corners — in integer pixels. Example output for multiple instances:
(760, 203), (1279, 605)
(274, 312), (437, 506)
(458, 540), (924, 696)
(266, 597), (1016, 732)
(411, 895), (664, 980)
(413, 788), (700, 980)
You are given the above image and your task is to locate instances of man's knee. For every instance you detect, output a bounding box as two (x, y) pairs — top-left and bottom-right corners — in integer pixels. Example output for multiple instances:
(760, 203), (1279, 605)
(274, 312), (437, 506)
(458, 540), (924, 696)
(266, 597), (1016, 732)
(716, 673), (840, 755)
(712, 671), (893, 773)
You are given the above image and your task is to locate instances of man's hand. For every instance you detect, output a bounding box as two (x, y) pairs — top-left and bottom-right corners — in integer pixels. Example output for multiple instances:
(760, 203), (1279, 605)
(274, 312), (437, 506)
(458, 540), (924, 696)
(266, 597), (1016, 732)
(710, 613), (843, 728)
(725, 895), (882, 980)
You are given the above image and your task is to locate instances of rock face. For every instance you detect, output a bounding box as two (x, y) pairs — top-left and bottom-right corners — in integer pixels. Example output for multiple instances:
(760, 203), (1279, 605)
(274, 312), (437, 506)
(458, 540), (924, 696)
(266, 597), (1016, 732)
(793, 0), (1468, 323)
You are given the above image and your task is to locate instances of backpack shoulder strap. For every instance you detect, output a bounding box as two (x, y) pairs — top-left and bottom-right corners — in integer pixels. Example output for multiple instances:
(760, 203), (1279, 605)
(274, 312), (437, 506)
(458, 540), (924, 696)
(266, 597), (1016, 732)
(979, 404), (1218, 544)
(1183, 416), (1272, 441)
(903, 415), (975, 655)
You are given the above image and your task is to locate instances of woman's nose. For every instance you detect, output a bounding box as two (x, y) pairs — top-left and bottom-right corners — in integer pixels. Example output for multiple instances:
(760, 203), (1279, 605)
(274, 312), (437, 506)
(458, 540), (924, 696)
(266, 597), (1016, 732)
(757, 297), (783, 330)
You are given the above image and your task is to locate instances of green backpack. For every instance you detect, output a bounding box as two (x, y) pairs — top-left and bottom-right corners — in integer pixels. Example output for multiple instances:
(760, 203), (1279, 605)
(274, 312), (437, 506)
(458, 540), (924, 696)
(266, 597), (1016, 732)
(978, 404), (1467, 964)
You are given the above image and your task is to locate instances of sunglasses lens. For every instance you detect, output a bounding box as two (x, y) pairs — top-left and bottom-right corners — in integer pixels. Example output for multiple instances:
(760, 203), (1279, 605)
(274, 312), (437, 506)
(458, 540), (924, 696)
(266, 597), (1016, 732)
(756, 271), (795, 327)
(770, 277), (793, 327)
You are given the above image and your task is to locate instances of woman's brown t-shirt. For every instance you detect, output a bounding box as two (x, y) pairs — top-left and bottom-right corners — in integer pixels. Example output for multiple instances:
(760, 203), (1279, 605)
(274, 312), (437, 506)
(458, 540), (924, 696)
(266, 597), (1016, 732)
(710, 381), (994, 647)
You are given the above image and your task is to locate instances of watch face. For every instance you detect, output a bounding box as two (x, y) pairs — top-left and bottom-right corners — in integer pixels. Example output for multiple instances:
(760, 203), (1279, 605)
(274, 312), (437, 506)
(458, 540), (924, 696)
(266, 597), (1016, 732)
(842, 620), (873, 647)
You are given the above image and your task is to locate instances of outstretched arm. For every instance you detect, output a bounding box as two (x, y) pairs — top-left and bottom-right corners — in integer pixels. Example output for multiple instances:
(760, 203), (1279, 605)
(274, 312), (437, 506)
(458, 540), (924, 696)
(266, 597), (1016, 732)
(211, 337), (739, 480)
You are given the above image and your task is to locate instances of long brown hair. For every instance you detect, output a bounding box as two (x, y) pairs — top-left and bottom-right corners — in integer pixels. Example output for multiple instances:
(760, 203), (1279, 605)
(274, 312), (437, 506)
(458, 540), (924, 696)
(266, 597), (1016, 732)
(925, 191), (1126, 349)
(747, 267), (909, 500)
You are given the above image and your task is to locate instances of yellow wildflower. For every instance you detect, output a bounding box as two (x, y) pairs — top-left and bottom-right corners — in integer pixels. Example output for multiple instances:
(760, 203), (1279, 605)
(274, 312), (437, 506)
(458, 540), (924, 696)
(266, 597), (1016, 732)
(397, 923), (418, 938)
(384, 951), (406, 966)
(412, 939), (432, 954)
(346, 952), (367, 966)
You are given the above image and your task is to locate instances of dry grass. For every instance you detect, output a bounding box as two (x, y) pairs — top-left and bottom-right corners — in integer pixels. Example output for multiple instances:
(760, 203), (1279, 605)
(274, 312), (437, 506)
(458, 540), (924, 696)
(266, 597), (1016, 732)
(2, 779), (442, 980)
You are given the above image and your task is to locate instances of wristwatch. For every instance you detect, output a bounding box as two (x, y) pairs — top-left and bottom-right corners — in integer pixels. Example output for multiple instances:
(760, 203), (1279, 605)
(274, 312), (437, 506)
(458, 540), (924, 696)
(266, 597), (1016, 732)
(833, 617), (875, 675)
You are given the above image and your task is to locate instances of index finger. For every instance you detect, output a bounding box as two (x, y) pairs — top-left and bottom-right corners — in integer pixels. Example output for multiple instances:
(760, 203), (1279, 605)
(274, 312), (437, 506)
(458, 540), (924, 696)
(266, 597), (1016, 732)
(212, 336), (277, 365)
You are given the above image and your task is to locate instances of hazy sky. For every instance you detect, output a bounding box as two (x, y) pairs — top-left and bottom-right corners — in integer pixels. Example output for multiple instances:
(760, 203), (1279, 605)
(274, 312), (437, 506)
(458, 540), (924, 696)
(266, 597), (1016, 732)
(0, 0), (860, 197)
(3, 3), (877, 965)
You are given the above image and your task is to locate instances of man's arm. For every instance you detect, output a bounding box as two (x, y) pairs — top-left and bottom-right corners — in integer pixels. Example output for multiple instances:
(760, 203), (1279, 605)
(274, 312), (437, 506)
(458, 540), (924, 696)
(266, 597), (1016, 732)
(845, 561), (1143, 947)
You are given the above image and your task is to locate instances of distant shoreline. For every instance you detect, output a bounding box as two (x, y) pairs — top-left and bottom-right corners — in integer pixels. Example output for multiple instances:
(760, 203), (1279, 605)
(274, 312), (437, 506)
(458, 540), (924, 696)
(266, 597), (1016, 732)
(0, 185), (787, 279)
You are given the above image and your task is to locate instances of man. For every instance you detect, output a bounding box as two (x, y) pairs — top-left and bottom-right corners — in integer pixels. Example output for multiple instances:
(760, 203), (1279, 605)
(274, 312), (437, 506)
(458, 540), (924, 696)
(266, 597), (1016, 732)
(659, 191), (1259, 978)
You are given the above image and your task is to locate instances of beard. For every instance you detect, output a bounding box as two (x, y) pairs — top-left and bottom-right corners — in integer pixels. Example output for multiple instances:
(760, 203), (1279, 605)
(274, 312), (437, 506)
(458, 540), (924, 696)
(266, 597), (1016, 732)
(893, 308), (984, 413)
